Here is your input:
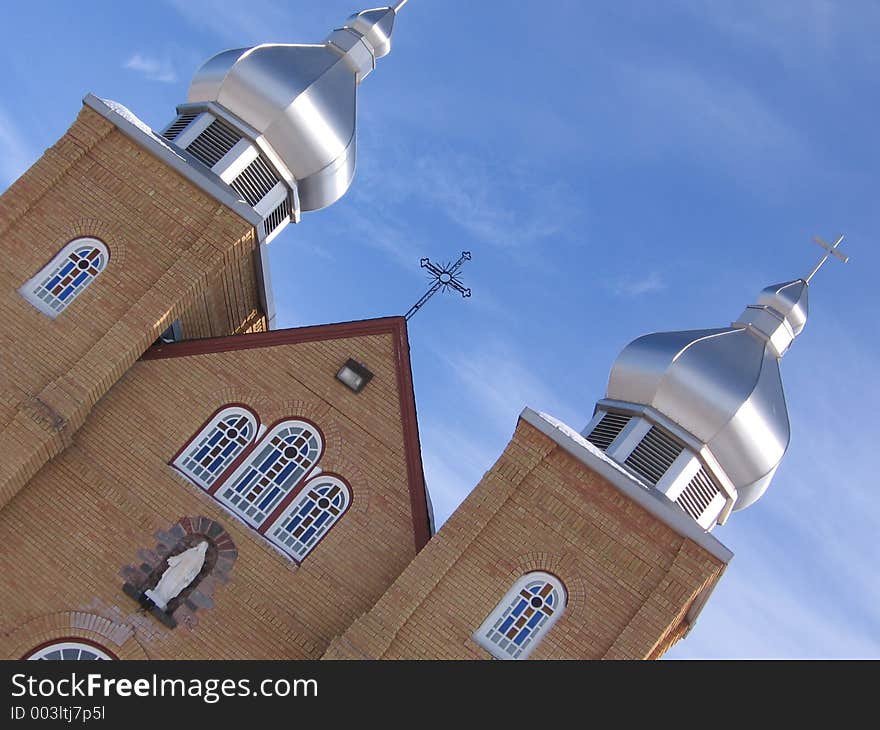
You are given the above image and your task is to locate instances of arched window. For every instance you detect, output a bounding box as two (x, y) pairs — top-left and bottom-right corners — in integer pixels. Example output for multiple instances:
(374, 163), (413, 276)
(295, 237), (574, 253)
(25, 641), (113, 661)
(172, 406), (259, 489)
(474, 572), (567, 660)
(20, 237), (109, 316)
(268, 475), (351, 560)
(217, 420), (323, 527)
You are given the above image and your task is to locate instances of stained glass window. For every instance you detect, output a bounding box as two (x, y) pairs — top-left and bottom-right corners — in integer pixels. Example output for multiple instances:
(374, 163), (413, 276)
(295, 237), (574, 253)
(474, 572), (567, 660)
(217, 420), (322, 527)
(268, 476), (350, 560)
(20, 238), (109, 316)
(26, 641), (112, 660)
(173, 407), (258, 489)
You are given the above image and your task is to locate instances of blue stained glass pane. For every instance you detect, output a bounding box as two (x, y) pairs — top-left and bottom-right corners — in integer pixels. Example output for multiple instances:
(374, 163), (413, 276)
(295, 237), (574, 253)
(234, 469), (258, 493)
(275, 460), (298, 485)
(546, 594), (555, 607)
(194, 445), (210, 461)
(258, 449), (280, 473)
(258, 486), (280, 511)
(313, 511), (330, 528)
(59, 261), (75, 276)
(301, 525), (317, 542)
(59, 285), (75, 300)
(499, 616), (515, 634)
(72, 271), (88, 287)
(511, 599), (527, 618)
(513, 627), (530, 646)
(527, 612), (543, 629)
(46, 275), (61, 289)
(207, 454), (225, 472)
(221, 440), (238, 457)
(207, 430), (223, 447)
(285, 513), (303, 532)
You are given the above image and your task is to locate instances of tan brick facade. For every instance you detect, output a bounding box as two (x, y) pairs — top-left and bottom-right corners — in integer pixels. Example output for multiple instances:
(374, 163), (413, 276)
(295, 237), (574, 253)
(324, 418), (726, 660)
(0, 105), (265, 514)
(0, 320), (429, 659)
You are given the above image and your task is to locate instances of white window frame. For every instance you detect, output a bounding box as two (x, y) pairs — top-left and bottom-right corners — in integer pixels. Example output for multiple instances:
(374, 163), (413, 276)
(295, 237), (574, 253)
(216, 420), (323, 528)
(474, 571), (567, 660)
(19, 237), (109, 317)
(267, 475), (351, 561)
(172, 406), (259, 490)
(27, 641), (113, 660)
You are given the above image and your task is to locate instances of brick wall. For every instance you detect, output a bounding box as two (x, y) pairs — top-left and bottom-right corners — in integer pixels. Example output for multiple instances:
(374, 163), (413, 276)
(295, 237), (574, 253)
(0, 105), (265, 513)
(0, 323), (425, 659)
(324, 418), (725, 660)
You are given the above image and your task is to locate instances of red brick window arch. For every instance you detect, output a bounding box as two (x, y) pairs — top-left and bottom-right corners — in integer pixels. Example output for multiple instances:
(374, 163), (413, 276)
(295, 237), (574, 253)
(19, 237), (109, 317)
(172, 405), (260, 489)
(474, 572), (567, 660)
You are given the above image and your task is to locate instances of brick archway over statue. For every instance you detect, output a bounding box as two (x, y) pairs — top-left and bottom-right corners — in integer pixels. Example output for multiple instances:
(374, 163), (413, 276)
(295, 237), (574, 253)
(122, 516), (237, 630)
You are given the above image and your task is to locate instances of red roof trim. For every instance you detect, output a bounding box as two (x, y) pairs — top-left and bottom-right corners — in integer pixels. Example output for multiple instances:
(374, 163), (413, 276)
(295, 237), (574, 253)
(141, 317), (431, 552)
(391, 320), (431, 552)
(143, 317), (409, 360)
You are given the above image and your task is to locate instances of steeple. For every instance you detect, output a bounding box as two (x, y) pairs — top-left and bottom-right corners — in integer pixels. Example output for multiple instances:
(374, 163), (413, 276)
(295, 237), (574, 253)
(582, 236), (849, 530)
(158, 5), (407, 242)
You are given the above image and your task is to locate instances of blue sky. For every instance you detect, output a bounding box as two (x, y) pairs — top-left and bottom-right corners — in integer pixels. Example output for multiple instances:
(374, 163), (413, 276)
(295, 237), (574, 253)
(1, 0), (877, 658)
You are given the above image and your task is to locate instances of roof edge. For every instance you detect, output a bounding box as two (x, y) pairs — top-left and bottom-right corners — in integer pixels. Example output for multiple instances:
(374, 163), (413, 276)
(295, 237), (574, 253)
(141, 316), (433, 551)
(143, 316), (406, 360)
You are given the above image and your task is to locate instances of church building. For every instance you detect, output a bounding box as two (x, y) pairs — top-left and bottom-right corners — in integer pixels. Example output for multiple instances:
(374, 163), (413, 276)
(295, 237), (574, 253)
(0, 4), (831, 660)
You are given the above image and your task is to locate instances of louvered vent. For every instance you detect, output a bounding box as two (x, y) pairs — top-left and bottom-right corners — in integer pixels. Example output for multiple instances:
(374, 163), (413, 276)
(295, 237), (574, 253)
(676, 468), (721, 522)
(231, 156), (280, 206)
(586, 412), (631, 451)
(185, 120), (241, 168)
(263, 197), (291, 237)
(162, 112), (198, 141)
(624, 426), (684, 485)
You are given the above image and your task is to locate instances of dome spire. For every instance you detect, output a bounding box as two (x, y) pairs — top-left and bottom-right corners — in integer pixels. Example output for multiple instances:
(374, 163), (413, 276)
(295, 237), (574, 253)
(182, 5), (411, 213)
(584, 234), (853, 529)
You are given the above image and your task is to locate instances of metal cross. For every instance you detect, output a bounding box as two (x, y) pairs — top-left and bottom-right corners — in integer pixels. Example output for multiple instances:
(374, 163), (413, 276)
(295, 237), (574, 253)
(405, 251), (472, 321)
(805, 234), (849, 284)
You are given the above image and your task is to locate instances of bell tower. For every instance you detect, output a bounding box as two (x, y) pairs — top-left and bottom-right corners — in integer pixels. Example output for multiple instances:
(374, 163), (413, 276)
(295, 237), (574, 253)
(0, 5), (407, 512)
(326, 247), (843, 659)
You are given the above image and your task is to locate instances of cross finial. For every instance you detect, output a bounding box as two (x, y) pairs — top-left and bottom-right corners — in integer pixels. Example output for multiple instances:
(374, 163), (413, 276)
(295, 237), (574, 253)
(405, 251), (472, 321)
(805, 234), (849, 284)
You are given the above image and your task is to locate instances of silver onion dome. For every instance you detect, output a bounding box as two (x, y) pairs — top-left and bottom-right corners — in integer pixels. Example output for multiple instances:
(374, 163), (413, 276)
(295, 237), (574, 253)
(186, 6), (400, 212)
(605, 279), (810, 513)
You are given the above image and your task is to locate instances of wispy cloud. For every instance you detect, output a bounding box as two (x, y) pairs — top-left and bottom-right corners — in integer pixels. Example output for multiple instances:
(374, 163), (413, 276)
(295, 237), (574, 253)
(124, 53), (178, 83)
(164, 0), (323, 45)
(677, 0), (880, 69)
(440, 340), (574, 433)
(613, 61), (806, 177)
(608, 271), (666, 298)
(344, 130), (584, 274)
(0, 106), (34, 188)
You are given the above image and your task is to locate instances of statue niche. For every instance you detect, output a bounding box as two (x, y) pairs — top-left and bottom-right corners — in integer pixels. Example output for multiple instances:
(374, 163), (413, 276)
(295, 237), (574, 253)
(145, 541), (209, 611)
(124, 532), (219, 628)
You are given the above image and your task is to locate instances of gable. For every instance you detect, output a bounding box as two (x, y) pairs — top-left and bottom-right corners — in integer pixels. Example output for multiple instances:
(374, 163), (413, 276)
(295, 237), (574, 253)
(141, 316), (430, 551)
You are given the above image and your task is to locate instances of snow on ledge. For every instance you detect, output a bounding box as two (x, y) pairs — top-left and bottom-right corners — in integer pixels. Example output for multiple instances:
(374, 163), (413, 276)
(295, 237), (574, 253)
(519, 407), (733, 565)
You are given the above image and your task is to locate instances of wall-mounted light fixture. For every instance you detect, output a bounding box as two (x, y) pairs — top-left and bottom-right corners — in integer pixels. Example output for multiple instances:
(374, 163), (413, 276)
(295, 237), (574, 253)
(336, 358), (374, 394)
